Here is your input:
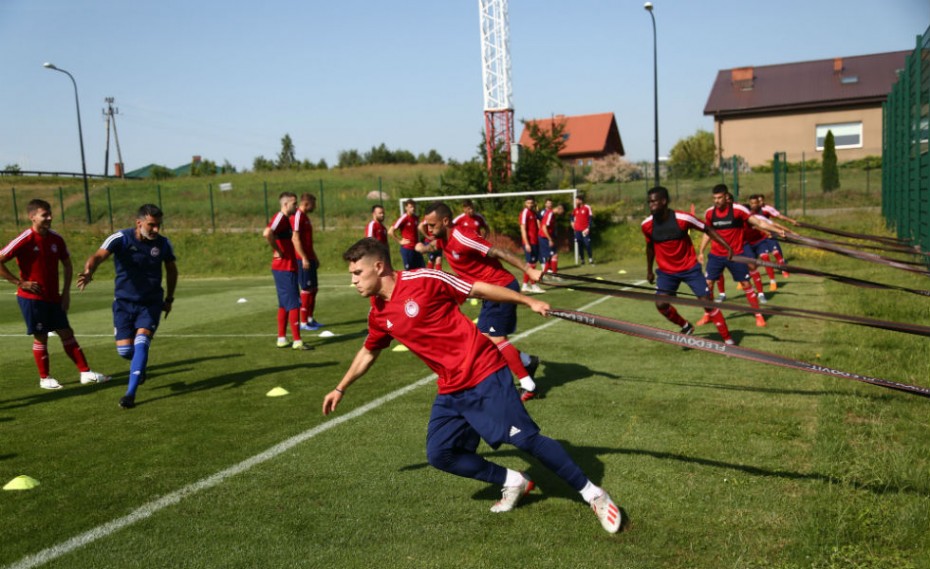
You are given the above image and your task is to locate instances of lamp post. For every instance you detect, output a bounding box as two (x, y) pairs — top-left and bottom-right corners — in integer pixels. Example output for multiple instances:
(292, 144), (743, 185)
(43, 62), (92, 224)
(644, 2), (659, 188)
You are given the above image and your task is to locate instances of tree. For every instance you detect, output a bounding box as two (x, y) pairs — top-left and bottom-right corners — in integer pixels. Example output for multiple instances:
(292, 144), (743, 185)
(511, 118), (567, 191)
(191, 158), (217, 177)
(277, 134), (297, 169)
(3, 163), (21, 174)
(586, 154), (640, 183)
(252, 156), (275, 172)
(150, 165), (175, 180)
(337, 149), (363, 168)
(821, 130), (840, 192)
(668, 129), (716, 178)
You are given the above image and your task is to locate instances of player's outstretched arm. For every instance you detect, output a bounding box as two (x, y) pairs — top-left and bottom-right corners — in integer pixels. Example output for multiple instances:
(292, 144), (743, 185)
(488, 246), (543, 282)
(748, 215), (787, 238)
(76, 249), (112, 291)
(470, 280), (550, 317)
(323, 346), (382, 415)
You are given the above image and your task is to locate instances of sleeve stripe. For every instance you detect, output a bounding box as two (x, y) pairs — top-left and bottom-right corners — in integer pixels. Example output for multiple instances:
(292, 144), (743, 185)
(451, 229), (490, 254)
(270, 212), (284, 230)
(101, 231), (123, 250)
(0, 229), (32, 257)
(675, 212), (704, 229)
(391, 214), (406, 230)
(403, 268), (473, 295)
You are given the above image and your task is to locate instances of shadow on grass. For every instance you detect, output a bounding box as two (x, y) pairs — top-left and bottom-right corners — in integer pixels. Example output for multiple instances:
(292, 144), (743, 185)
(0, 353), (240, 411)
(618, 374), (889, 400)
(534, 361), (621, 399)
(135, 360), (339, 408)
(0, 453), (16, 462)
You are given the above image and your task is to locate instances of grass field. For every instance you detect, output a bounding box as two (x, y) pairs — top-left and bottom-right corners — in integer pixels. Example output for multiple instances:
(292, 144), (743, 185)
(1, 218), (928, 568)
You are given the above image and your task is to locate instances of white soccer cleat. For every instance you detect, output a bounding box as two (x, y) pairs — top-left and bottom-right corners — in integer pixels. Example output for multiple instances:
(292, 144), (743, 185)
(80, 370), (111, 384)
(590, 491), (624, 533)
(758, 292), (767, 305)
(716, 293), (726, 303)
(490, 475), (535, 513)
(520, 283), (531, 293)
(276, 338), (290, 348)
(39, 377), (62, 390)
(529, 283), (545, 294)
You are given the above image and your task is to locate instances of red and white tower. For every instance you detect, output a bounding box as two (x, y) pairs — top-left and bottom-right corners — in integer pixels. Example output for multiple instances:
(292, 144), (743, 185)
(478, 0), (514, 191)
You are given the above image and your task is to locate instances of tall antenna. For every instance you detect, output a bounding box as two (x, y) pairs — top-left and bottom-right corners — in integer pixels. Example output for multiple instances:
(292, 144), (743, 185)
(102, 97), (125, 178)
(478, 0), (514, 192)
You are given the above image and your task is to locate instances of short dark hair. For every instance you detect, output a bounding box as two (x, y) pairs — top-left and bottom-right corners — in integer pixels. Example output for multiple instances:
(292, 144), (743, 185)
(27, 199), (52, 215)
(343, 237), (392, 267)
(278, 191), (297, 201)
(404, 198), (416, 208)
(423, 201), (453, 221)
(712, 184), (728, 195)
(647, 186), (670, 201)
(462, 199), (474, 208)
(371, 204), (384, 213)
(136, 204), (163, 220)
(300, 193), (316, 203)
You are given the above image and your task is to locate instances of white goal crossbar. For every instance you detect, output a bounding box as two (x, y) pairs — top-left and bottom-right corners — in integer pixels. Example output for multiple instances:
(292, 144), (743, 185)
(399, 188), (579, 264)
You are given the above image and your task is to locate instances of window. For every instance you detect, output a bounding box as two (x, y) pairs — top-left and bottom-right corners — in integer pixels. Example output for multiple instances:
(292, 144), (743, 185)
(816, 122), (862, 150)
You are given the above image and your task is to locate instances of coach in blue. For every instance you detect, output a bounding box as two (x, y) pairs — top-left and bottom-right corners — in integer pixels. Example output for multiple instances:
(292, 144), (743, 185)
(77, 204), (178, 409)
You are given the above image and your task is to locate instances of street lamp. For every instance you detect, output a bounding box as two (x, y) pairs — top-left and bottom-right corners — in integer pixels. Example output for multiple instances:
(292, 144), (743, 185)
(644, 2), (659, 188)
(43, 62), (92, 224)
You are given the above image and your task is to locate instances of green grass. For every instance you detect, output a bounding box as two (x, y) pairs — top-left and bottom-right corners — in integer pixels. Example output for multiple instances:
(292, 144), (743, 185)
(1, 217), (929, 568)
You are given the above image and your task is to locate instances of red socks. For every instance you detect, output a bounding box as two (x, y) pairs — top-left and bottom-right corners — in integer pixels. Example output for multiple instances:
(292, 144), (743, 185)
(33, 341), (49, 378)
(658, 305), (687, 327)
(62, 337), (90, 372)
(495, 340), (530, 379)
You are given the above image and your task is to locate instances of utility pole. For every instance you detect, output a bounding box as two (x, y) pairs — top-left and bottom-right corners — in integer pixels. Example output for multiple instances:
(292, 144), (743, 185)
(102, 97), (125, 178)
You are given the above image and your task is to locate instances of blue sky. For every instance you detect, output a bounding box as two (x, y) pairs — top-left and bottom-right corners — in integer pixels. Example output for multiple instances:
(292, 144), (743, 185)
(1, 0), (927, 174)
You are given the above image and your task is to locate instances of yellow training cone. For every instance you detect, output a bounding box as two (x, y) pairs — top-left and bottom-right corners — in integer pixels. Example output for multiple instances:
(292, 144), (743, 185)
(266, 387), (289, 397)
(4, 475), (40, 491)
(392, 344), (409, 352)
(618, 270), (627, 274)
(470, 298), (479, 306)
(596, 277), (605, 280)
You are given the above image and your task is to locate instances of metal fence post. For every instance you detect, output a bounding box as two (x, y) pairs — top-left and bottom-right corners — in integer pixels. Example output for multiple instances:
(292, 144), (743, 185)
(209, 183), (216, 233)
(58, 187), (66, 226)
(12, 187), (19, 228)
(106, 186), (114, 232)
(263, 182), (269, 222)
(157, 184), (163, 211)
(319, 179), (325, 230)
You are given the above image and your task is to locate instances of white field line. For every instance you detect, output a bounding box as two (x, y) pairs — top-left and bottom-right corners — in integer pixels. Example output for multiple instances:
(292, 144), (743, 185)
(4, 285), (639, 569)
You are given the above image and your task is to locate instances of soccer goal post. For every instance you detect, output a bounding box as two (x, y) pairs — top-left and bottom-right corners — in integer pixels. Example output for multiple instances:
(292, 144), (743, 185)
(399, 188), (580, 265)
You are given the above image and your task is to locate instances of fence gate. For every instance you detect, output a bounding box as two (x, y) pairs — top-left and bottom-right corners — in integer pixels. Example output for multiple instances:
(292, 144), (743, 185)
(772, 151), (788, 212)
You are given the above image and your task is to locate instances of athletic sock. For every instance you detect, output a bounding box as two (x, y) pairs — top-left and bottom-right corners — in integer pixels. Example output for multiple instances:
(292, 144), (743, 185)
(744, 288), (760, 310)
(549, 254), (558, 273)
(658, 305), (687, 327)
(749, 270), (764, 294)
(126, 335), (151, 397)
(32, 341), (49, 378)
(288, 308), (301, 341)
(277, 307), (287, 337)
(117, 344), (134, 360)
(300, 291), (310, 325)
(519, 352), (531, 367)
(580, 480), (605, 503)
(61, 336), (90, 372)
(504, 469), (526, 487)
(717, 277), (725, 294)
(708, 308), (732, 341)
(495, 341), (532, 387)
(759, 253), (776, 280)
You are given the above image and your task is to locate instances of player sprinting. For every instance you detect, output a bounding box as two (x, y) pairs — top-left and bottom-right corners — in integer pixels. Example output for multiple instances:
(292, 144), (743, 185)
(416, 202), (542, 401)
(643, 187), (737, 344)
(0, 199), (109, 390)
(292, 193), (323, 331)
(323, 238), (626, 534)
(263, 192), (310, 350)
(518, 197), (543, 293)
(77, 204), (177, 409)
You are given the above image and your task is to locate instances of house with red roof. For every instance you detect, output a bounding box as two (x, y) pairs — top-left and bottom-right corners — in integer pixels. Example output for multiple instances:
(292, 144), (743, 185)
(518, 112), (624, 167)
(703, 51), (908, 166)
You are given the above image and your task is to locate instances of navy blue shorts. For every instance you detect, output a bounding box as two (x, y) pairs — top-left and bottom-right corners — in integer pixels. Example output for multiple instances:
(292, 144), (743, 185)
(113, 298), (163, 341)
(655, 265), (710, 298)
(427, 367), (541, 455)
(523, 243), (539, 264)
(538, 237), (552, 261)
(272, 269), (300, 310)
(705, 246), (752, 282)
(750, 238), (780, 257)
(297, 259), (319, 291)
(400, 247), (425, 270)
(17, 297), (70, 335)
(477, 279), (519, 337)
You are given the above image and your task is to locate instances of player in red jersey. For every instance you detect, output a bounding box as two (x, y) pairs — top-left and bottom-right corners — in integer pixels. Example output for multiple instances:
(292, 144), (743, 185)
(572, 195), (595, 265)
(262, 192), (309, 350)
(0, 199), (109, 389)
(754, 194), (797, 281)
(698, 185), (784, 328)
(322, 238), (626, 534)
(365, 205), (389, 245)
(416, 202), (543, 400)
(539, 199), (564, 274)
(452, 199), (489, 238)
(518, 197), (543, 293)
(391, 199), (425, 270)
(292, 193), (323, 331)
(643, 187), (737, 344)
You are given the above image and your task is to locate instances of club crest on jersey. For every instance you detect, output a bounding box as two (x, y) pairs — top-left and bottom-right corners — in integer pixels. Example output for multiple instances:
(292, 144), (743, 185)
(404, 299), (420, 318)
(150, 247), (160, 257)
(451, 251), (460, 260)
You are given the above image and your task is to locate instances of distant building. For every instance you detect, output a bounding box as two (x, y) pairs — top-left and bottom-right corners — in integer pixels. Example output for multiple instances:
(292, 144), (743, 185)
(518, 112), (624, 167)
(703, 51), (909, 166)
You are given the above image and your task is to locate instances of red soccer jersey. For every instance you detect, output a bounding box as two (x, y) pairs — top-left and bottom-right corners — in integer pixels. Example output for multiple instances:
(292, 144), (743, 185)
(540, 208), (558, 239)
(744, 214), (768, 245)
(392, 213), (419, 250)
(435, 226), (515, 287)
(519, 208), (539, 245)
(366, 220), (388, 245)
(0, 228), (69, 303)
(268, 212), (296, 271)
(572, 204), (593, 231)
(641, 211), (703, 274)
(363, 269), (507, 394)
(452, 212), (489, 234)
(704, 203), (752, 256)
(761, 204), (782, 219)
(292, 209), (317, 262)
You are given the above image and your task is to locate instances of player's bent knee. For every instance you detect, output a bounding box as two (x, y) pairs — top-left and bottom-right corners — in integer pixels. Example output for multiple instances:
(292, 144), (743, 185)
(117, 345), (134, 360)
(426, 447), (457, 473)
